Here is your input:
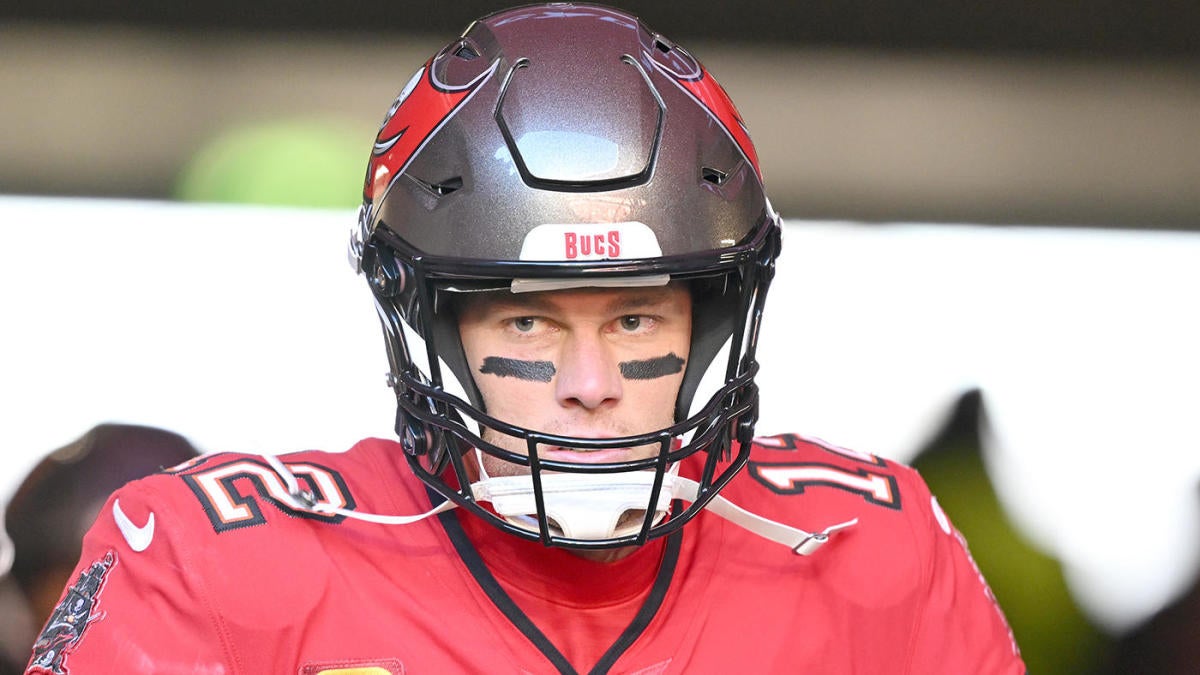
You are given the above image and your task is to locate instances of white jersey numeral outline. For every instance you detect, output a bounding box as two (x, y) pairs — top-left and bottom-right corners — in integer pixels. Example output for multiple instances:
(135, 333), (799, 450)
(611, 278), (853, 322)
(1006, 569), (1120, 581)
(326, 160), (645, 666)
(749, 462), (901, 509)
(183, 460), (352, 532)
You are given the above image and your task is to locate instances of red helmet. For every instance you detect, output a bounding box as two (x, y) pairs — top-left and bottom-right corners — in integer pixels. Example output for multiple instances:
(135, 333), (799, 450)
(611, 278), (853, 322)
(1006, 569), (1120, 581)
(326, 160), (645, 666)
(350, 3), (781, 549)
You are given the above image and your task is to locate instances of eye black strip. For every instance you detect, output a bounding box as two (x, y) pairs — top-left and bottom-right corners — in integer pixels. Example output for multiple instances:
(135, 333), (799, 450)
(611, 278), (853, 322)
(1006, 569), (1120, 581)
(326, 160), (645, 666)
(618, 353), (685, 380)
(480, 356), (556, 382)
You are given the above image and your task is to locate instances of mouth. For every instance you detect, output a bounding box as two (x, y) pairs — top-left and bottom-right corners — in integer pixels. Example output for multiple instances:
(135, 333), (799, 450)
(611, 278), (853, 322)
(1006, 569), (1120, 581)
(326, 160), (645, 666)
(538, 447), (635, 465)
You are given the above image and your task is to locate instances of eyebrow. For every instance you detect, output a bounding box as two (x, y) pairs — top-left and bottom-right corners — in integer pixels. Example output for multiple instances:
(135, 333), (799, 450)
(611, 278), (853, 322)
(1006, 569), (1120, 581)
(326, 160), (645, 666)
(602, 291), (677, 314)
(465, 287), (679, 315)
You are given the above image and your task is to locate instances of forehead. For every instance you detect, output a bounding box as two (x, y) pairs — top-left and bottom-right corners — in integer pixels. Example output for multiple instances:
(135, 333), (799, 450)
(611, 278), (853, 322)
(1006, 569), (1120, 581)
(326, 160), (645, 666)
(456, 283), (690, 316)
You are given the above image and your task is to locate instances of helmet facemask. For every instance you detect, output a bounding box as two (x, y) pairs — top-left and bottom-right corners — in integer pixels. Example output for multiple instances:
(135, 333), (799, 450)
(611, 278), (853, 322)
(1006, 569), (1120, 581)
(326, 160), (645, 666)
(358, 219), (779, 550)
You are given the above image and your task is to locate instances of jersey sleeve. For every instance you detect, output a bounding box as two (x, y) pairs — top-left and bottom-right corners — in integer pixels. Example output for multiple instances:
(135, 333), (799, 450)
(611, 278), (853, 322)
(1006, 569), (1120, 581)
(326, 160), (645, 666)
(902, 471), (1025, 675)
(25, 478), (235, 674)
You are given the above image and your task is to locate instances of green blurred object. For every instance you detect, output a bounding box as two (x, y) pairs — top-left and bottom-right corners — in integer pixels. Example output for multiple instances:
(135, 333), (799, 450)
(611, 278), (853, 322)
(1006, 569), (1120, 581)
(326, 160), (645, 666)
(175, 119), (365, 208)
(912, 390), (1112, 675)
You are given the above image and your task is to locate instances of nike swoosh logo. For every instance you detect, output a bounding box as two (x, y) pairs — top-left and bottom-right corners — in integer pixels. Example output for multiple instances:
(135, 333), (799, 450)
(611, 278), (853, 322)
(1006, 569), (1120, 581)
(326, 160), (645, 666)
(112, 498), (155, 552)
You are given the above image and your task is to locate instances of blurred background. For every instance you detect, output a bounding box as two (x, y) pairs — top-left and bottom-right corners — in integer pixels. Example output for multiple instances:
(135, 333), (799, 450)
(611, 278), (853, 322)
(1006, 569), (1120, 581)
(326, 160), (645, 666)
(2, 1), (1199, 673)
(4, 0), (1200, 226)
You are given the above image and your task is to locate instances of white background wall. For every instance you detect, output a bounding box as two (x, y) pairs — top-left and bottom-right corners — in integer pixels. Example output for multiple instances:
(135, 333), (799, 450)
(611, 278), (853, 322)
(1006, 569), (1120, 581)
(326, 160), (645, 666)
(2, 196), (1198, 632)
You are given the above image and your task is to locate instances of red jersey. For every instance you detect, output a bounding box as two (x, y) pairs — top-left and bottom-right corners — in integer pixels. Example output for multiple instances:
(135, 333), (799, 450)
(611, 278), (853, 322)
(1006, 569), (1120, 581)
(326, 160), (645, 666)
(27, 434), (1024, 674)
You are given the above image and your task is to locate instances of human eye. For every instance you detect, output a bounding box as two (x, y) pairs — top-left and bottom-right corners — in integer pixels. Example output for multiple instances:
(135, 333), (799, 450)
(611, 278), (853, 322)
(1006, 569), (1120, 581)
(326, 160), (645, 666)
(615, 315), (656, 334)
(511, 316), (538, 333)
(506, 315), (559, 338)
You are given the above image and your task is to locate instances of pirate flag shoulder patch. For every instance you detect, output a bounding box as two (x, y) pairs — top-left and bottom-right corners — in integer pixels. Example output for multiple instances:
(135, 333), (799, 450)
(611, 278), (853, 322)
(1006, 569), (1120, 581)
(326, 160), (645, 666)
(27, 551), (117, 674)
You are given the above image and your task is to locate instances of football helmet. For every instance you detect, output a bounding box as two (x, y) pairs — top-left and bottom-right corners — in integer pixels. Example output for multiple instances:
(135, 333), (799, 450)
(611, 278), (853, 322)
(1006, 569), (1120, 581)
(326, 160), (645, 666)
(350, 3), (782, 549)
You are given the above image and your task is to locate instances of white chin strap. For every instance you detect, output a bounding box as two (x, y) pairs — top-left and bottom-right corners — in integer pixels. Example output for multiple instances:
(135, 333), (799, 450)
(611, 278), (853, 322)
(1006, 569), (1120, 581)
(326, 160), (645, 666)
(470, 447), (679, 540)
(264, 453), (857, 556)
(476, 470), (677, 540)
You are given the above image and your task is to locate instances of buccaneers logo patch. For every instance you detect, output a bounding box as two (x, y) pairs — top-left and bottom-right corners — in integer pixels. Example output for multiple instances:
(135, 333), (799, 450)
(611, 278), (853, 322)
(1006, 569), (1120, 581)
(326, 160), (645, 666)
(28, 551), (116, 674)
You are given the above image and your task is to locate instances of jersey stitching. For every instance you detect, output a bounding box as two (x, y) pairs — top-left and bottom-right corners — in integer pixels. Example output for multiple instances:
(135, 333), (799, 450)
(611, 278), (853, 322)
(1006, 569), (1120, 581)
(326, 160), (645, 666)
(659, 502), (729, 672)
(435, 495), (686, 675)
(148, 477), (246, 674)
(587, 510), (683, 674)
(423, 480), (556, 668)
(896, 466), (931, 675)
(363, 442), (413, 517)
(435, 498), (577, 674)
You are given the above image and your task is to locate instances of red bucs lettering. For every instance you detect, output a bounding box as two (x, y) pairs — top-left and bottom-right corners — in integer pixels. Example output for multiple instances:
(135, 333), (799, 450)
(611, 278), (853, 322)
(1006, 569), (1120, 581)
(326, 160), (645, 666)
(563, 230), (621, 259)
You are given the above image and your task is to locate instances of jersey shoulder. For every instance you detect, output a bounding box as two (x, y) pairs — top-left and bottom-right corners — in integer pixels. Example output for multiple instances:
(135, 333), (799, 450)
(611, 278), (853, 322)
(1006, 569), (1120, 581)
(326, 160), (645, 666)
(718, 434), (1024, 672)
(77, 438), (435, 618)
(714, 433), (956, 601)
(744, 432), (929, 507)
(38, 439), (444, 673)
(732, 432), (947, 552)
(103, 437), (421, 551)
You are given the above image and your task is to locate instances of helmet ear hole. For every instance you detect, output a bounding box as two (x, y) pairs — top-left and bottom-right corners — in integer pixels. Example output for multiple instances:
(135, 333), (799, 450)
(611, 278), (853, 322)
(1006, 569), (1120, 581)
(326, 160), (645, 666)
(365, 243), (409, 299)
(398, 412), (444, 471)
(396, 402), (434, 455)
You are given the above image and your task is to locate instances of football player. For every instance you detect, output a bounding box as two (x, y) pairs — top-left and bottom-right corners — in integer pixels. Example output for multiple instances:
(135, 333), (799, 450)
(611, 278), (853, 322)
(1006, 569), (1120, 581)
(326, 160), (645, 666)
(28, 4), (1024, 673)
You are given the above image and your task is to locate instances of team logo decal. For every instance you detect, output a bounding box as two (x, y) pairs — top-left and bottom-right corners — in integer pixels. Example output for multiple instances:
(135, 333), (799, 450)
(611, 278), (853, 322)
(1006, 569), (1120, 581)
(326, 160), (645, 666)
(28, 552), (116, 674)
(181, 459), (356, 533)
(363, 57), (499, 205)
(300, 658), (404, 675)
(647, 53), (761, 179)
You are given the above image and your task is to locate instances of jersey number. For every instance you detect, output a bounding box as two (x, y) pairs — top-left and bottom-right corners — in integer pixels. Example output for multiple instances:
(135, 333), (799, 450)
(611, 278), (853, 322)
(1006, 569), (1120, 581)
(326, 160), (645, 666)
(749, 462), (902, 510)
(183, 460), (355, 532)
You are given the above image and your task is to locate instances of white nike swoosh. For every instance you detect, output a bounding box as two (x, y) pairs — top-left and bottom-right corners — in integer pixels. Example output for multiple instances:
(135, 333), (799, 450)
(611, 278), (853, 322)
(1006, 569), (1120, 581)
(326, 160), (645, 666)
(112, 498), (155, 552)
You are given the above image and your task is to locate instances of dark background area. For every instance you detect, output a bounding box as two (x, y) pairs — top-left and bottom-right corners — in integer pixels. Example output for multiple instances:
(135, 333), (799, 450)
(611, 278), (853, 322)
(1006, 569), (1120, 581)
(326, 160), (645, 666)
(7, 0), (1199, 58)
(4, 1), (1199, 229)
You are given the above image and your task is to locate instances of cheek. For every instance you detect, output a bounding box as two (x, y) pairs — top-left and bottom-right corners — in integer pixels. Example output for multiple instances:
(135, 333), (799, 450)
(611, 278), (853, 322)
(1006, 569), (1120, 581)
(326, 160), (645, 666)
(460, 329), (551, 408)
(473, 370), (551, 421)
(626, 371), (686, 418)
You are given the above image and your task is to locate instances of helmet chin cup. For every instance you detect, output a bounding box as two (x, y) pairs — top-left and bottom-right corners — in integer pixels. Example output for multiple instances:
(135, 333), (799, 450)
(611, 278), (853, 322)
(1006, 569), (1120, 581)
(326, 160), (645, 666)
(478, 470), (679, 541)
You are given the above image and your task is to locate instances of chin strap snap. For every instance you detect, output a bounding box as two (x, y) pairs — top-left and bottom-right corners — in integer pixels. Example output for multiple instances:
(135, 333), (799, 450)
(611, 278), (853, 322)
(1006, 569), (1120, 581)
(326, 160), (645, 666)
(262, 454), (856, 555)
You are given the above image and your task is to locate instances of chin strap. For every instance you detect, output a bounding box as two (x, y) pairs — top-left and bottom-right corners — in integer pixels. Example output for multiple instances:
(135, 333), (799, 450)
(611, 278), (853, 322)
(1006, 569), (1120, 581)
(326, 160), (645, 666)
(672, 477), (858, 555)
(468, 447), (682, 540)
(474, 470), (677, 540)
(263, 454), (857, 555)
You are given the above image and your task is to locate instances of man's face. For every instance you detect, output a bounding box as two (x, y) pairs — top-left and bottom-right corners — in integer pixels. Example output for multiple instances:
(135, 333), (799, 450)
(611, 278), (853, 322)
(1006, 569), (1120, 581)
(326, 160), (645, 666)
(457, 284), (692, 478)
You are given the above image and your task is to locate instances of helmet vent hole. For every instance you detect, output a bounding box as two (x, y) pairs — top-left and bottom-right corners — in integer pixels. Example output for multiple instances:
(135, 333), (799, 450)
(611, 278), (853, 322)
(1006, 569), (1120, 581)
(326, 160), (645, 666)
(654, 37), (672, 54)
(412, 175), (464, 197)
(431, 177), (463, 195)
(701, 167), (729, 185)
(454, 43), (480, 60)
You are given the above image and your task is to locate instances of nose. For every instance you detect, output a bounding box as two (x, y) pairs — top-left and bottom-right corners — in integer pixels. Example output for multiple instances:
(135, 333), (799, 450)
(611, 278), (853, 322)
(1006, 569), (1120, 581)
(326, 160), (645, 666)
(555, 332), (623, 411)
